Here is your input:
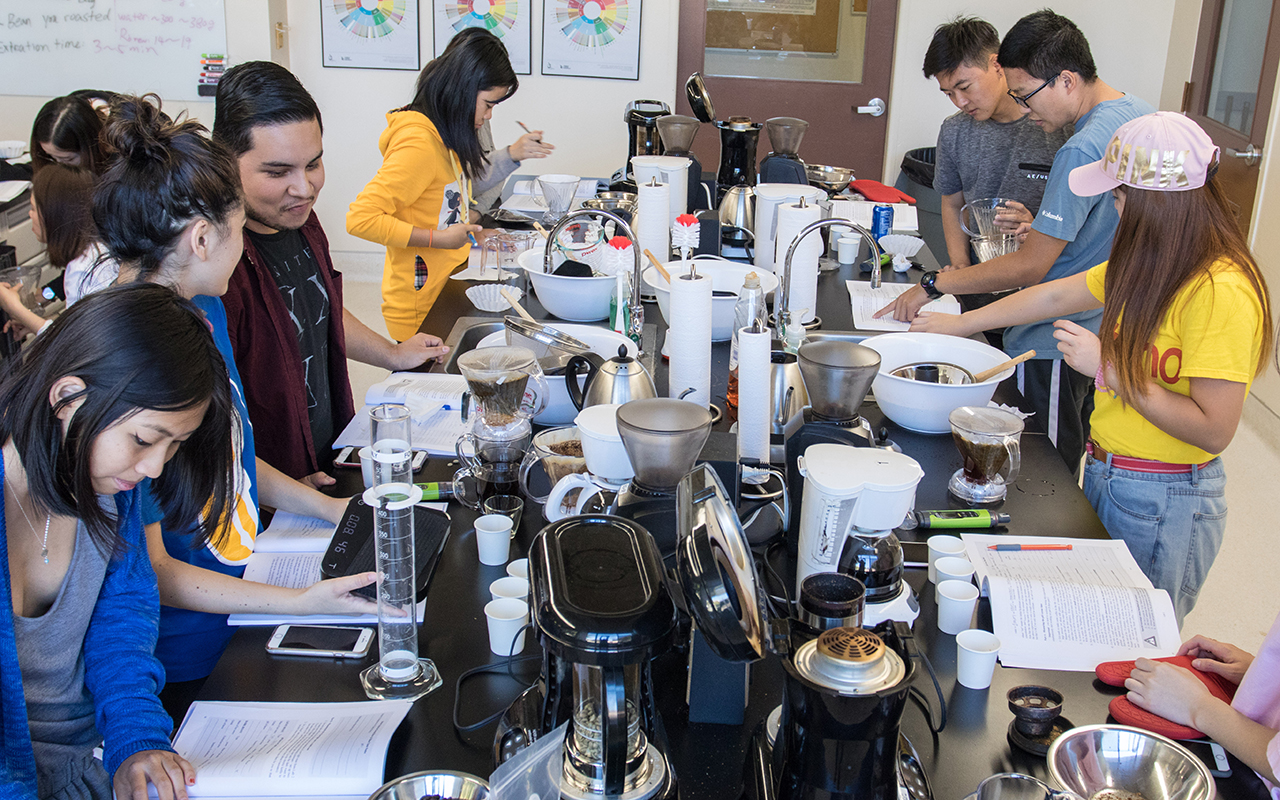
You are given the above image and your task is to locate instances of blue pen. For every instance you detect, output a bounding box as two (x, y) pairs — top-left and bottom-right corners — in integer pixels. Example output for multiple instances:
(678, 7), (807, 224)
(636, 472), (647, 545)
(468, 232), (479, 246)
(987, 544), (1073, 551)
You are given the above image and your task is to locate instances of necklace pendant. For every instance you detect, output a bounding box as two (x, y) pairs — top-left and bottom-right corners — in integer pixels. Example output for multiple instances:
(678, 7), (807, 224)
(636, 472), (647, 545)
(40, 547), (48, 564)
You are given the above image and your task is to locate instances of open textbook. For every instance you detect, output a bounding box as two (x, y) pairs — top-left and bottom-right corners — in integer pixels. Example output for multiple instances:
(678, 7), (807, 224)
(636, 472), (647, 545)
(961, 534), (1181, 671)
(847, 281), (961, 332)
(332, 373), (470, 454)
(173, 700), (412, 798)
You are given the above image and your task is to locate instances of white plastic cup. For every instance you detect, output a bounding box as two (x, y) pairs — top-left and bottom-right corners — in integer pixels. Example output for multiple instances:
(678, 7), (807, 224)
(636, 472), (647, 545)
(934, 556), (976, 601)
(927, 535), (966, 583)
(837, 235), (859, 265)
(506, 558), (529, 580)
(490, 576), (530, 601)
(937, 580), (980, 635)
(484, 597), (529, 656)
(956, 629), (1001, 689)
(475, 514), (514, 565)
(358, 446), (375, 489)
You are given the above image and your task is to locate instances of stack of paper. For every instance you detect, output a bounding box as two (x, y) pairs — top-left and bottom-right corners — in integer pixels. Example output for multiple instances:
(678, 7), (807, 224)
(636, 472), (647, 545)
(847, 281), (961, 332)
(332, 373), (470, 455)
(836, 199), (919, 233)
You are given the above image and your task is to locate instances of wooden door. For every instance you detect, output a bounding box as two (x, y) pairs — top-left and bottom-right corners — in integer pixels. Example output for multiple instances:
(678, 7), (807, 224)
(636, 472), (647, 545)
(1184, 0), (1280, 234)
(675, 0), (899, 184)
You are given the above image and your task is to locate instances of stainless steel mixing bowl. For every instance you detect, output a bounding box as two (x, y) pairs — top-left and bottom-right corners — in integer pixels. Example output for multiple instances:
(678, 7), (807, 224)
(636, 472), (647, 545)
(1047, 724), (1215, 800)
(367, 770), (489, 800)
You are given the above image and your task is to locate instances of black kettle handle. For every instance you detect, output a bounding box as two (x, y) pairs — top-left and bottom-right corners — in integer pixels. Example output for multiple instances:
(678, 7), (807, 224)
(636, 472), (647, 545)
(564, 354), (597, 411)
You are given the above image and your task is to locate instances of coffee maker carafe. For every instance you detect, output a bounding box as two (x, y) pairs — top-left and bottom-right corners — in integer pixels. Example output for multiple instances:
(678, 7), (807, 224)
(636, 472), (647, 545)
(758, 117), (809, 185)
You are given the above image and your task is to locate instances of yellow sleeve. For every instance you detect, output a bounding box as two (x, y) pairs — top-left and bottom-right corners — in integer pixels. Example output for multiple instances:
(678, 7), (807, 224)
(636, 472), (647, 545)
(1085, 261), (1107, 303)
(346, 118), (450, 248)
(1175, 272), (1265, 384)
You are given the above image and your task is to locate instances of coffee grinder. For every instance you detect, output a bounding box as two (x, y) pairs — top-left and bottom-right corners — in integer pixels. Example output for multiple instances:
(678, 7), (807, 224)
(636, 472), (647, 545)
(610, 398), (713, 555)
(655, 115), (707, 212)
(494, 515), (677, 800)
(794, 443), (924, 627)
(758, 117), (809, 185)
(782, 340), (880, 537)
(613, 101), (671, 191)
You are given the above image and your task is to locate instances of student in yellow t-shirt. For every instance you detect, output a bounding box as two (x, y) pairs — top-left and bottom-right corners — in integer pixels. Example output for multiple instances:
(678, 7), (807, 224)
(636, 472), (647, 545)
(347, 28), (547, 341)
(911, 112), (1273, 623)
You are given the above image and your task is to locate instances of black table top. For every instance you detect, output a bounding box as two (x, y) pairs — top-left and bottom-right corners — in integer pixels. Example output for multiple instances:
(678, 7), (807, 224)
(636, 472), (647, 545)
(199, 241), (1270, 799)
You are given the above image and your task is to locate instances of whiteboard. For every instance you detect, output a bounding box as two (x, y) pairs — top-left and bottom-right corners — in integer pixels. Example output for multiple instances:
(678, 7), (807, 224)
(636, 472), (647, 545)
(0, 0), (228, 102)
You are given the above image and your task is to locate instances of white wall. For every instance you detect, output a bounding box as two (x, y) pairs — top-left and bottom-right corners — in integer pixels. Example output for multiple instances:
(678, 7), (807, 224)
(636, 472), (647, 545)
(881, 1), (1179, 184)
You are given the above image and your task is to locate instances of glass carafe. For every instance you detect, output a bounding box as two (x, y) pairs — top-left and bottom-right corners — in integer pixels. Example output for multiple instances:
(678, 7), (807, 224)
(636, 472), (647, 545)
(948, 406), (1023, 504)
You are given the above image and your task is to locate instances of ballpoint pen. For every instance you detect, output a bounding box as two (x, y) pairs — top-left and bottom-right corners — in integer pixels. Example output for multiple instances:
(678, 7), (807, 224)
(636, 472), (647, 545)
(987, 544), (1073, 551)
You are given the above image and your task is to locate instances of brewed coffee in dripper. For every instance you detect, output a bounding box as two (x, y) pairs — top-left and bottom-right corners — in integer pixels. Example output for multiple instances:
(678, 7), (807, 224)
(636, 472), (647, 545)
(948, 406), (1023, 504)
(457, 346), (548, 428)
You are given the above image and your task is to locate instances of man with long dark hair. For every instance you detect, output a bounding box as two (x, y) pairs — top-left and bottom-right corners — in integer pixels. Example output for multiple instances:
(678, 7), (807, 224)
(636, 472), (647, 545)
(213, 61), (449, 487)
(881, 10), (1154, 473)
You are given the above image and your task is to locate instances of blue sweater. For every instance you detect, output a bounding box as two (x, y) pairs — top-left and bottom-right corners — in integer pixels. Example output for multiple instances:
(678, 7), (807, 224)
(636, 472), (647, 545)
(0, 464), (175, 797)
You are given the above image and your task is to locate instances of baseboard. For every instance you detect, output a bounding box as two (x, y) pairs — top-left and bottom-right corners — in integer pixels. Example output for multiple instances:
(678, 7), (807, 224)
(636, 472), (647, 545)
(330, 250), (384, 284)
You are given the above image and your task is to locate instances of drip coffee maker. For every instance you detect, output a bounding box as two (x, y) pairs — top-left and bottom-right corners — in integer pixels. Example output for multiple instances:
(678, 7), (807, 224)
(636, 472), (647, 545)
(611, 398), (713, 554)
(655, 115), (706, 212)
(715, 116), (762, 204)
(948, 405), (1023, 505)
(456, 346), (548, 504)
(613, 101), (671, 191)
(758, 118), (809, 185)
(794, 443), (924, 626)
(782, 340), (880, 537)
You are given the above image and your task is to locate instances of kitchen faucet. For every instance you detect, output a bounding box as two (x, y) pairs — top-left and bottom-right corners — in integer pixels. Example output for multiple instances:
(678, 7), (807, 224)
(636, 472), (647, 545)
(777, 218), (883, 328)
(542, 208), (644, 352)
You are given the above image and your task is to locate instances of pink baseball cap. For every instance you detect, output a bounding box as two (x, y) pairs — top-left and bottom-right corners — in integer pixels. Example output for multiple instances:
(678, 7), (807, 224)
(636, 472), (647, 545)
(1069, 111), (1220, 196)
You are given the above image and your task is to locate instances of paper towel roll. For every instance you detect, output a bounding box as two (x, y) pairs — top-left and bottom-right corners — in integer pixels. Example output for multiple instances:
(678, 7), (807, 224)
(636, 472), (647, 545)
(667, 270), (713, 407)
(636, 180), (671, 264)
(737, 326), (772, 471)
(659, 156), (690, 224)
(775, 200), (823, 323)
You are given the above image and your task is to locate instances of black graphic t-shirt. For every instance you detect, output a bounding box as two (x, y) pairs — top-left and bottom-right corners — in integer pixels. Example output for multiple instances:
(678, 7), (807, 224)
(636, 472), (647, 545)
(245, 228), (336, 461)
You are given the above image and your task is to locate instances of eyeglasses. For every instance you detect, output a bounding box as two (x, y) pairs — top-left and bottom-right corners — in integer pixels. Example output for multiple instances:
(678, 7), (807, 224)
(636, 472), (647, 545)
(1008, 74), (1058, 108)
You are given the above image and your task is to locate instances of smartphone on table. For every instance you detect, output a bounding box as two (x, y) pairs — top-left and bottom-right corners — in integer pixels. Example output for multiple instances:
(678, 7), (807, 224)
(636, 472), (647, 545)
(334, 446), (428, 471)
(266, 624), (374, 658)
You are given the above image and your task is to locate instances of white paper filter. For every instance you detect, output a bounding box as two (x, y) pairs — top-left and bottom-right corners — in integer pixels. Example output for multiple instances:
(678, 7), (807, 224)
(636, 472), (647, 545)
(775, 201), (823, 323)
(737, 326), (772, 468)
(636, 181), (671, 264)
(668, 271), (713, 407)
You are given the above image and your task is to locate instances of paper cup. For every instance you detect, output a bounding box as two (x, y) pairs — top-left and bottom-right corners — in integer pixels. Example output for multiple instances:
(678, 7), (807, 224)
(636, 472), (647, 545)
(484, 597), (529, 656)
(927, 535), (966, 583)
(358, 446), (375, 489)
(933, 556), (976, 600)
(475, 514), (513, 565)
(506, 558), (529, 580)
(956, 629), (1000, 689)
(490, 576), (530, 601)
(937, 580), (980, 635)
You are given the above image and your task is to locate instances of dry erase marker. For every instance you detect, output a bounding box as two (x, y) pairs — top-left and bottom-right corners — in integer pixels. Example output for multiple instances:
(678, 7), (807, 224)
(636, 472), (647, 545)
(467, 232), (479, 246)
(987, 544), (1073, 551)
(913, 510), (1010, 529)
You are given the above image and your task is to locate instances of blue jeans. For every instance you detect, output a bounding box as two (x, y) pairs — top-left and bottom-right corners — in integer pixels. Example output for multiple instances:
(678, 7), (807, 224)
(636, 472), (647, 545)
(1083, 454), (1227, 625)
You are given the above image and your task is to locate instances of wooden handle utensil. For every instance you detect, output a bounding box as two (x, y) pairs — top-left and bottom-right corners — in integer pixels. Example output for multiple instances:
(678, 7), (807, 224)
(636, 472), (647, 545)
(499, 287), (537, 322)
(533, 221), (550, 239)
(644, 249), (672, 282)
(973, 350), (1035, 383)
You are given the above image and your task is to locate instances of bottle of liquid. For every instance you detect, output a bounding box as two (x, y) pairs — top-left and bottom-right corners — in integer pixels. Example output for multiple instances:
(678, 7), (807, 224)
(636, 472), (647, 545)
(726, 272), (769, 416)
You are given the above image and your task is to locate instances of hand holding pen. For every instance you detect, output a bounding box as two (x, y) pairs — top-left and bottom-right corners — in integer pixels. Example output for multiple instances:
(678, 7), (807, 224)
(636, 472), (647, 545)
(511, 122), (554, 161)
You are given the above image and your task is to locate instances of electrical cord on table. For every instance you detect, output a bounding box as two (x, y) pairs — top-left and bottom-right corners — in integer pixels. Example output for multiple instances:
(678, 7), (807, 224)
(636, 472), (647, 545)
(907, 646), (947, 734)
(452, 622), (541, 735)
(758, 539), (795, 619)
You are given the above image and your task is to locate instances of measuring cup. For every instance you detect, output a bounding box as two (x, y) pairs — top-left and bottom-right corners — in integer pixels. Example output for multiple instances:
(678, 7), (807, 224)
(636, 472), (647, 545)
(480, 230), (538, 282)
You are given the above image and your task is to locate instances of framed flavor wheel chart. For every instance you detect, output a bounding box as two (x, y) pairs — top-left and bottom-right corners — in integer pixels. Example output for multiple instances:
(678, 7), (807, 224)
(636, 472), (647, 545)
(541, 0), (641, 79)
(321, 0), (422, 70)
(433, 0), (532, 73)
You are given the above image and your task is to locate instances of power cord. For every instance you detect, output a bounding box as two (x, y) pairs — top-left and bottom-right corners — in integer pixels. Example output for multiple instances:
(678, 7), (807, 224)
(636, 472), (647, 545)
(452, 622), (541, 735)
(907, 646), (947, 734)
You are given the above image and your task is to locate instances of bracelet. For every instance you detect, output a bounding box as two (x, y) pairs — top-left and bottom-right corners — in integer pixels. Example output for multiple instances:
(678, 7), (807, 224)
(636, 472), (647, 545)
(428, 228), (434, 248)
(1094, 362), (1110, 392)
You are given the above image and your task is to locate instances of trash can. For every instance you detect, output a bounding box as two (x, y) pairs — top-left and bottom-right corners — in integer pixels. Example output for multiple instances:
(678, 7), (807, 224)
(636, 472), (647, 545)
(894, 147), (945, 262)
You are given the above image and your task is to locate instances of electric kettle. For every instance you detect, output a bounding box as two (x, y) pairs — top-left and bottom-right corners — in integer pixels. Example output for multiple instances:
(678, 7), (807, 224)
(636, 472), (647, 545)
(564, 345), (658, 410)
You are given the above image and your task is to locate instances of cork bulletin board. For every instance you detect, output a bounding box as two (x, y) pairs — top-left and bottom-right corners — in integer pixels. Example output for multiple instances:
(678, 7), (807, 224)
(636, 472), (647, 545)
(705, 0), (866, 54)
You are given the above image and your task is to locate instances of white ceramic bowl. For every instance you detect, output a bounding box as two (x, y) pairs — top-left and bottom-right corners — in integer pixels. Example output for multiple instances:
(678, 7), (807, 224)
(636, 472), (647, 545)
(642, 259), (780, 341)
(861, 332), (1015, 434)
(0, 141), (25, 159)
(517, 249), (614, 322)
(476, 324), (637, 425)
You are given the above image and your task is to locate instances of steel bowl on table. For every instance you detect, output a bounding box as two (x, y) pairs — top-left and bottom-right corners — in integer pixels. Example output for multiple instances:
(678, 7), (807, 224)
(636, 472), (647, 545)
(1048, 724), (1216, 800)
(367, 770), (489, 800)
(805, 163), (855, 194)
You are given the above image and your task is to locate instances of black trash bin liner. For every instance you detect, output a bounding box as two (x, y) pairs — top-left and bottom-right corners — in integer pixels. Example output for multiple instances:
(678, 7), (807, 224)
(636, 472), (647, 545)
(901, 147), (935, 188)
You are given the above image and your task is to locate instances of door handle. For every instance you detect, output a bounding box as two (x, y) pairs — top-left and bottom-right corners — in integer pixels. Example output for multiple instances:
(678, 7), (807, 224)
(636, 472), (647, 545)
(1230, 144), (1262, 167)
(855, 98), (886, 117)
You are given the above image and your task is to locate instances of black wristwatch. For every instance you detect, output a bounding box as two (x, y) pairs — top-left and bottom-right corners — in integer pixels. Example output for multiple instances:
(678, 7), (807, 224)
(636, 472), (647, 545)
(920, 270), (944, 300)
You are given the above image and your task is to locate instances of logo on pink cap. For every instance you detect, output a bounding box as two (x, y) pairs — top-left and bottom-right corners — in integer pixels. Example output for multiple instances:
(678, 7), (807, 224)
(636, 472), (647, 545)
(1069, 112), (1220, 196)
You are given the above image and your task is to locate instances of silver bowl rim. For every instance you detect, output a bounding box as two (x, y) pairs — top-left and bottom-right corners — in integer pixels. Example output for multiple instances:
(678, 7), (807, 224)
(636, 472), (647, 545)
(367, 769), (491, 800)
(1046, 723), (1215, 799)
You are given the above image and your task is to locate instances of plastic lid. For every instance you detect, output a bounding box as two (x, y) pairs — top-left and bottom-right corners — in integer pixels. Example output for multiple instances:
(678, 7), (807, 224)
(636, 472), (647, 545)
(574, 403), (623, 441)
(800, 444), (924, 495)
(742, 272), (761, 289)
(755, 183), (824, 200)
(949, 405), (1025, 437)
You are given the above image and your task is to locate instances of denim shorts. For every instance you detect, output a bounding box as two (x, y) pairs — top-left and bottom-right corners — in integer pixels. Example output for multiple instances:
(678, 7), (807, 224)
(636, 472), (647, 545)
(1083, 454), (1227, 625)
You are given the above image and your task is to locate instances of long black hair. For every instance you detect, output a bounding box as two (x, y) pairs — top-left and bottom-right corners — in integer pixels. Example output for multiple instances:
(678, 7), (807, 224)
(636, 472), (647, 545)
(402, 28), (517, 179)
(93, 95), (242, 281)
(0, 284), (235, 551)
(30, 95), (107, 175)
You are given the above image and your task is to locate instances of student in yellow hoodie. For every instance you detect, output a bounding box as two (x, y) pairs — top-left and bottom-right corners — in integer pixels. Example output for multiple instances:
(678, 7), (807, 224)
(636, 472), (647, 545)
(348, 29), (520, 341)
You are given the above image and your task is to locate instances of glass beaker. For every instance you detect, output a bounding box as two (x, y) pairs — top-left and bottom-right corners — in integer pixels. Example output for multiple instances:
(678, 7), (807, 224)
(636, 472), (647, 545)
(947, 405), (1023, 505)
(359, 404), (442, 701)
(481, 230), (538, 282)
(518, 426), (589, 504)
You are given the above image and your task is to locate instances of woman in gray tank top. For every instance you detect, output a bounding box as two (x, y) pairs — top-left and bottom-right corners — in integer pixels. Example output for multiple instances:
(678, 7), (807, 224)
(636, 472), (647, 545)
(0, 284), (236, 800)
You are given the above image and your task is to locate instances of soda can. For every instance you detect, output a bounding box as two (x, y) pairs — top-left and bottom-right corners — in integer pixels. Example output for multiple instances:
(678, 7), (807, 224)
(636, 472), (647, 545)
(871, 204), (894, 240)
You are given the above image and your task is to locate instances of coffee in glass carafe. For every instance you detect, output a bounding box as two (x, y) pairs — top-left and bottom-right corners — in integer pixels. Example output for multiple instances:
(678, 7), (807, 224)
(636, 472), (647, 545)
(948, 405), (1023, 504)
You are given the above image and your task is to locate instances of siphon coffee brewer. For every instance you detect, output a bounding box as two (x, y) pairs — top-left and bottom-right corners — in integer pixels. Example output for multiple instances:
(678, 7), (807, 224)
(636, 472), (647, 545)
(947, 406), (1023, 505)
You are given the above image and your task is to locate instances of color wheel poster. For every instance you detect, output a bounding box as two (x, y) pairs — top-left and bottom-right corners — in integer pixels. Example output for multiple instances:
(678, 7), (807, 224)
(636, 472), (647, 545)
(434, 0), (532, 74)
(322, 0), (421, 70)
(541, 0), (641, 80)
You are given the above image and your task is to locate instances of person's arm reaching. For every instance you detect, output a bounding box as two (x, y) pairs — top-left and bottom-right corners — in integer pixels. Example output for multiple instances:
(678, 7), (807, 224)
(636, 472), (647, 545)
(939, 192), (972, 271)
(342, 307), (449, 370)
(909, 270), (1099, 338)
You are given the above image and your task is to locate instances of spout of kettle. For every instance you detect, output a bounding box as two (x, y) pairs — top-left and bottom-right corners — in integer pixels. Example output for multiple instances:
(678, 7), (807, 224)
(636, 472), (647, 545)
(774, 386), (794, 429)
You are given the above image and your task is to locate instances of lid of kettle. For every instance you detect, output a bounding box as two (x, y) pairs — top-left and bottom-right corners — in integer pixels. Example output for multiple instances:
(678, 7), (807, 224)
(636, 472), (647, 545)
(674, 465), (769, 663)
(610, 344), (633, 364)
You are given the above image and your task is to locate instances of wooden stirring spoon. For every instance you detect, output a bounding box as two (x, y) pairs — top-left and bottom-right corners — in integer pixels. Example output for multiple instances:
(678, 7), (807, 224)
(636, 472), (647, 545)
(973, 350), (1036, 383)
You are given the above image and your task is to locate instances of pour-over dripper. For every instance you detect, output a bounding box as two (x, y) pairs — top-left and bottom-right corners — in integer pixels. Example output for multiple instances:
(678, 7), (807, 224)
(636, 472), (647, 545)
(457, 345), (549, 427)
(764, 117), (808, 157)
(796, 341), (881, 422)
(536, 174), (581, 224)
(656, 115), (701, 156)
(615, 399), (712, 491)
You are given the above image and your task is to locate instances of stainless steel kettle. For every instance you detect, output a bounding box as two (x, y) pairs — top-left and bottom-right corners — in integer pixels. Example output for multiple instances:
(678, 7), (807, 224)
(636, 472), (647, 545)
(564, 345), (657, 410)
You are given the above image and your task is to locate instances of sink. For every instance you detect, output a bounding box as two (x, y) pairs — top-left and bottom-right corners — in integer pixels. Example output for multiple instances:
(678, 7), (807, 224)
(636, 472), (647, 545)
(436, 317), (507, 374)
